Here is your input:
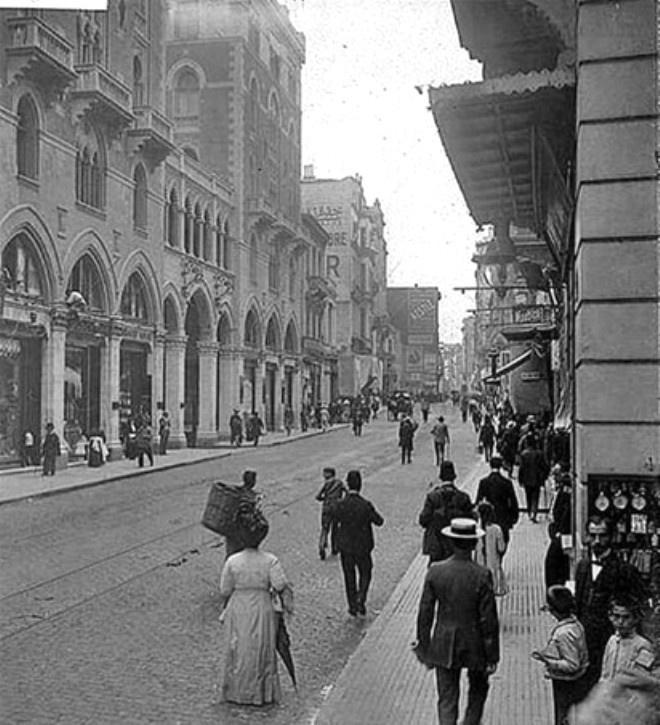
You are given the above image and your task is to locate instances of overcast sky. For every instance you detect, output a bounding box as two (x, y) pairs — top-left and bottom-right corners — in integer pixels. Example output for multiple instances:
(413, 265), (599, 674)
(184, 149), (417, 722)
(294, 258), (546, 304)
(285, 0), (486, 342)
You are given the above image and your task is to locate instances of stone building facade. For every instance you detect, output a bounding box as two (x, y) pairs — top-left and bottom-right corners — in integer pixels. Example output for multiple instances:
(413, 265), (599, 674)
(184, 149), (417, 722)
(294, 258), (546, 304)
(0, 0), (335, 466)
(301, 169), (391, 398)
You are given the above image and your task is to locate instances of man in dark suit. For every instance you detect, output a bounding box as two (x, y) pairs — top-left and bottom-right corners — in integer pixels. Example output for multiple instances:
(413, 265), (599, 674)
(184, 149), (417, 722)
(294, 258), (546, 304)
(474, 455), (519, 547)
(332, 470), (384, 616)
(574, 515), (648, 691)
(518, 436), (548, 522)
(419, 461), (474, 564)
(415, 518), (500, 725)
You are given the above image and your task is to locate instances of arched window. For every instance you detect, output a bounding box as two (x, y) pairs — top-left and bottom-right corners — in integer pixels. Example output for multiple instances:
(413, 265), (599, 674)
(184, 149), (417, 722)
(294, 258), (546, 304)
(284, 323), (296, 354)
(173, 68), (200, 119)
(193, 202), (202, 257)
(133, 164), (148, 229)
(1, 232), (45, 298)
(249, 233), (258, 283)
(244, 310), (259, 348)
(68, 254), (105, 311)
(133, 55), (144, 107)
(16, 95), (39, 180)
(120, 273), (150, 322)
(265, 317), (279, 351)
(268, 248), (279, 290)
(75, 130), (105, 209)
(223, 220), (231, 271)
(289, 256), (296, 298)
(166, 188), (179, 246)
(183, 196), (193, 253)
(202, 209), (211, 261)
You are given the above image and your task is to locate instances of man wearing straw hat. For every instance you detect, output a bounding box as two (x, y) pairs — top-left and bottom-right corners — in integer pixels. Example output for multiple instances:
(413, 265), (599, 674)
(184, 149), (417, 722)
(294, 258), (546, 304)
(414, 518), (500, 725)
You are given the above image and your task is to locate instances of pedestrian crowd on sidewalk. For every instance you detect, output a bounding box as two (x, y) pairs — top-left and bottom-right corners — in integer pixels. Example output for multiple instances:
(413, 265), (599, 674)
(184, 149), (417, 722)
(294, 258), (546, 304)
(199, 398), (659, 725)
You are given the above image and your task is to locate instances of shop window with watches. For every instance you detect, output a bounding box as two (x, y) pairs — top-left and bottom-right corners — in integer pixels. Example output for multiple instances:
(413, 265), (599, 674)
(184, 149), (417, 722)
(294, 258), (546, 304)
(588, 475), (660, 614)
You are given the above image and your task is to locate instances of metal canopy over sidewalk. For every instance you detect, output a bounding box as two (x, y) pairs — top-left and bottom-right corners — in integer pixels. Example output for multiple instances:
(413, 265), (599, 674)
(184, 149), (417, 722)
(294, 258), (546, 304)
(428, 68), (574, 230)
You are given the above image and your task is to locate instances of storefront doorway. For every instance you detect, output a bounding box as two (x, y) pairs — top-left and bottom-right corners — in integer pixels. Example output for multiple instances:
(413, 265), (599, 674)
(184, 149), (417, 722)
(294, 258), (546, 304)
(0, 334), (41, 466)
(119, 341), (152, 442)
(64, 342), (101, 457)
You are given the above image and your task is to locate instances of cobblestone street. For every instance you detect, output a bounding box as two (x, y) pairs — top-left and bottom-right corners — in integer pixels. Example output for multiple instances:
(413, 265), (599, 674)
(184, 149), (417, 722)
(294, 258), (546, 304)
(1, 405), (488, 724)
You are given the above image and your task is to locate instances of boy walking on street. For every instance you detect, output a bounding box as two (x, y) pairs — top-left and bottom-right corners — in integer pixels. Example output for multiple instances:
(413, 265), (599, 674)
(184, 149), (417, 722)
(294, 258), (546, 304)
(316, 467), (346, 560)
(532, 585), (590, 725)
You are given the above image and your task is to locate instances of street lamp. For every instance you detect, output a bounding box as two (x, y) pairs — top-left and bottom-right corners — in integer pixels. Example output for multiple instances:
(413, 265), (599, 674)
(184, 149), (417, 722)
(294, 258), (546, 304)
(472, 237), (517, 299)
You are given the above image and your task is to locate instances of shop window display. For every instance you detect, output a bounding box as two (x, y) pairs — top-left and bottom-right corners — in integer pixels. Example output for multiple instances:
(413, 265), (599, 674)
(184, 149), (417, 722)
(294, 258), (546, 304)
(0, 353), (20, 461)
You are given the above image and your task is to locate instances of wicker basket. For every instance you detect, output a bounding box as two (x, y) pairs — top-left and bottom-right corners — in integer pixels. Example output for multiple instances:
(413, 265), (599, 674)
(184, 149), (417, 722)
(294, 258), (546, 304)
(201, 481), (244, 536)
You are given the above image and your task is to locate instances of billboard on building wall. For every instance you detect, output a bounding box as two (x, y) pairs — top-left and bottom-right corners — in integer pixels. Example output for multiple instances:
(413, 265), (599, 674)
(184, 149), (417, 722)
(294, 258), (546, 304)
(387, 287), (439, 389)
(387, 287), (439, 347)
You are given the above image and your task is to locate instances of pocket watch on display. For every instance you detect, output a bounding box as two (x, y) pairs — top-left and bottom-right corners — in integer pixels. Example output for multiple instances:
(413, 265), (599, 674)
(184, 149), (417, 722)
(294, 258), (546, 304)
(631, 485), (647, 512)
(594, 487), (610, 512)
(613, 484), (629, 511)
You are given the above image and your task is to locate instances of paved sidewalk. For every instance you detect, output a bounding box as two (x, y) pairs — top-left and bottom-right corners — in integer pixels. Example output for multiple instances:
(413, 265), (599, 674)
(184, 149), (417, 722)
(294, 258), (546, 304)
(313, 461), (553, 725)
(0, 425), (346, 506)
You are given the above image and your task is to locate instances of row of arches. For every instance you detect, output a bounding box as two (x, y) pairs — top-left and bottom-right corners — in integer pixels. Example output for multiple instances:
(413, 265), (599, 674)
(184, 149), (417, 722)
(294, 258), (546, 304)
(0, 215), (301, 352)
(163, 188), (231, 268)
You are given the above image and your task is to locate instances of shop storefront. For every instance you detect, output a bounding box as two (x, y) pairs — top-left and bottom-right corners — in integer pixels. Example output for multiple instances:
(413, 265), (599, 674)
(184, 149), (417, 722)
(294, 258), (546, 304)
(0, 327), (42, 466)
(119, 340), (152, 430)
(64, 340), (101, 457)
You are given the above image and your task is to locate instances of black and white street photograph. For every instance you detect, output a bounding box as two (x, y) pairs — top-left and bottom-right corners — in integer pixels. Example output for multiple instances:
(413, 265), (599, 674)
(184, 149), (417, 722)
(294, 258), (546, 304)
(0, 0), (659, 723)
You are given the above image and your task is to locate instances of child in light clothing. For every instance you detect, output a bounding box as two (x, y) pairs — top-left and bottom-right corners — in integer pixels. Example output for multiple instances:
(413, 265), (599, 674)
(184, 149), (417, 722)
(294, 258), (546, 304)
(475, 500), (508, 596)
(532, 585), (590, 725)
(600, 595), (655, 681)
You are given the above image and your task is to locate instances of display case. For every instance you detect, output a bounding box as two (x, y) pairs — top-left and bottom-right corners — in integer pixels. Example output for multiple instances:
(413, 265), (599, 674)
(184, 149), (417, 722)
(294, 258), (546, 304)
(587, 474), (660, 608)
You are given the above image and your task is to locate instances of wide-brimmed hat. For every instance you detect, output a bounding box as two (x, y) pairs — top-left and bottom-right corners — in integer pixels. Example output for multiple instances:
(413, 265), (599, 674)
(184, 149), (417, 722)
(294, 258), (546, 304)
(442, 517), (485, 539)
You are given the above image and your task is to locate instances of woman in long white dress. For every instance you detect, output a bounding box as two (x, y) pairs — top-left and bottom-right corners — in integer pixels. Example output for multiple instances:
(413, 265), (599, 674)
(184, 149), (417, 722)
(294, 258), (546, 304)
(219, 509), (292, 705)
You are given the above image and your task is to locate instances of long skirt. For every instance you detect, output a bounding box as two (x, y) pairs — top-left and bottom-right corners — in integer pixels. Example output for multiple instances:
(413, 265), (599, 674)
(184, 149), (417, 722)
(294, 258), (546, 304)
(221, 589), (280, 705)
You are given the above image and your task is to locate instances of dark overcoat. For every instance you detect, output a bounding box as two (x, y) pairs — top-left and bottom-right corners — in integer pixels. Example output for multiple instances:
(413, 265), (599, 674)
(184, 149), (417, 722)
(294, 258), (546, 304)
(418, 484), (474, 561)
(333, 492), (384, 556)
(475, 472), (519, 533)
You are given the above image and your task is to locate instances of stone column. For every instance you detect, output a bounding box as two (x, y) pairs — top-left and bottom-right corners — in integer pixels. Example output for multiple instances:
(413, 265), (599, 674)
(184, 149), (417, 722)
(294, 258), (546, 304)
(42, 307), (68, 466)
(217, 347), (242, 439)
(196, 340), (219, 446)
(165, 336), (187, 448)
(273, 360), (283, 431)
(152, 330), (165, 426)
(103, 318), (123, 460)
(291, 361), (302, 424)
(253, 358), (265, 416)
(573, 0), (660, 554)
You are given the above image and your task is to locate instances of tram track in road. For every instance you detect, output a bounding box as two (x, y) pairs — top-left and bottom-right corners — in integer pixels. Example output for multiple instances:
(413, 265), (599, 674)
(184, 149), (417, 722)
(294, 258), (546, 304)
(0, 424), (399, 642)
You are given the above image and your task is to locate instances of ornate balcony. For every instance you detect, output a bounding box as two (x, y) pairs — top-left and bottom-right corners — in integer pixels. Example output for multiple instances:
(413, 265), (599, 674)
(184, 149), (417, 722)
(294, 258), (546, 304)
(247, 196), (277, 229)
(127, 105), (175, 165)
(306, 275), (335, 305)
(501, 304), (557, 341)
(5, 16), (76, 98)
(351, 283), (375, 304)
(351, 335), (372, 355)
(71, 63), (134, 133)
(302, 335), (331, 358)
